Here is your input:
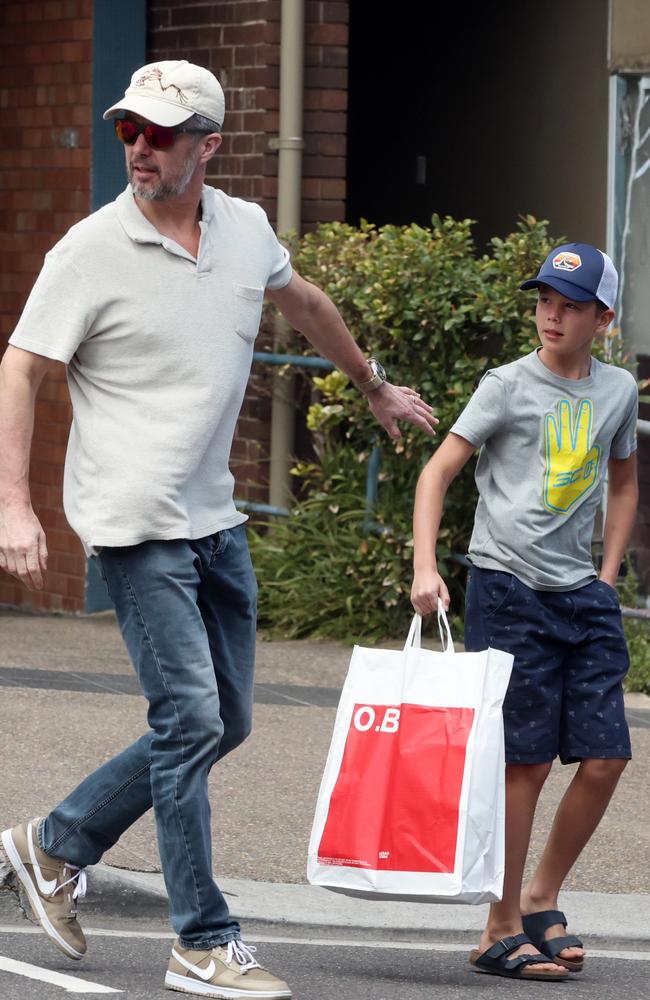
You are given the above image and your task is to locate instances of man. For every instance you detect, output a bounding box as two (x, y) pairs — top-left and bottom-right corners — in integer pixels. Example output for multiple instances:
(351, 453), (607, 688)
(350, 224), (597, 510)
(0, 61), (436, 999)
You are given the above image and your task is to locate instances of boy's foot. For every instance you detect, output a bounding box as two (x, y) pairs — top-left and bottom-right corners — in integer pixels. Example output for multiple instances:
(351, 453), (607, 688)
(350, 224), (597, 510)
(1, 819), (87, 960)
(469, 934), (569, 981)
(165, 938), (291, 998)
(521, 909), (585, 972)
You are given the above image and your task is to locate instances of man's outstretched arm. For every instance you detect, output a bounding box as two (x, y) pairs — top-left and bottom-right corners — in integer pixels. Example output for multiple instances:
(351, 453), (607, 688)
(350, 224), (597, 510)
(0, 345), (56, 590)
(266, 272), (438, 440)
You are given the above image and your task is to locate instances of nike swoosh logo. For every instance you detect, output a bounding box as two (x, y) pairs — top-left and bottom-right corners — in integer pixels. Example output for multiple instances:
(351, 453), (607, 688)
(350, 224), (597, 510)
(172, 948), (216, 982)
(27, 823), (58, 896)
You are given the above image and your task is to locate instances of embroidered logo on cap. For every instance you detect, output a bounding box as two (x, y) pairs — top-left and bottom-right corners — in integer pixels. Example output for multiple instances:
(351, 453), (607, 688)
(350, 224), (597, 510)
(134, 67), (189, 105)
(552, 251), (582, 272)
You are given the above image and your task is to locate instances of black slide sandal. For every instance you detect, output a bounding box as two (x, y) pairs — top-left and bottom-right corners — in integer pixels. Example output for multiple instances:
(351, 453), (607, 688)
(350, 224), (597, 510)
(523, 909), (585, 972)
(469, 933), (570, 981)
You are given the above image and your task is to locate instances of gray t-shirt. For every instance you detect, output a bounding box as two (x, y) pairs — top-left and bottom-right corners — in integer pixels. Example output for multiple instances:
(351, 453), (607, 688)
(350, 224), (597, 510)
(450, 350), (638, 590)
(9, 185), (292, 554)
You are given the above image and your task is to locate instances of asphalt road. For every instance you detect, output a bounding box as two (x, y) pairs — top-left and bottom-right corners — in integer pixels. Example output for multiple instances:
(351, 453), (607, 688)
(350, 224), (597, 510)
(1, 924), (650, 1000)
(1, 608), (649, 892)
(2, 608), (650, 999)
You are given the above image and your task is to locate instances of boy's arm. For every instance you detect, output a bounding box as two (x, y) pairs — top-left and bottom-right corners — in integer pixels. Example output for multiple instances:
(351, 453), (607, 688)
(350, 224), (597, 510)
(600, 453), (638, 588)
(0, 345), (56, 590)
(411, 432), (476, 614)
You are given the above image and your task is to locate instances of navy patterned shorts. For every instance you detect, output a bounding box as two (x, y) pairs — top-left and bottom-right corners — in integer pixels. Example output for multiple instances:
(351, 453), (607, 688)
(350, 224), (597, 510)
(464, 565), (632, 765)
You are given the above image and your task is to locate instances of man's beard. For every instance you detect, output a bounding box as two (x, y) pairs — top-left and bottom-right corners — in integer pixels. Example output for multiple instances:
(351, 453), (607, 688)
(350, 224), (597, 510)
(128, 147), (200, 201)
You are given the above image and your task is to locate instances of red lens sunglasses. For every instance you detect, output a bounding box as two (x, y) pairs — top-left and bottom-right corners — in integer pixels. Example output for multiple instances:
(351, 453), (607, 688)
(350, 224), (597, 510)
(114, 119), (210, 150)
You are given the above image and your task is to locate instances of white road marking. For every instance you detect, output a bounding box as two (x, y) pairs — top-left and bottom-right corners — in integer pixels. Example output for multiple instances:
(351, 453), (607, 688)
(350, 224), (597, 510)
(1, 924), (649, 962)
(0, 954), (122, 993)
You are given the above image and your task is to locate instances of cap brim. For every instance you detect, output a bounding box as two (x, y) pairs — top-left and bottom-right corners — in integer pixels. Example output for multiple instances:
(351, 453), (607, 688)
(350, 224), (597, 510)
(102, 94), (194, 126)
(519, 276), (596, 302)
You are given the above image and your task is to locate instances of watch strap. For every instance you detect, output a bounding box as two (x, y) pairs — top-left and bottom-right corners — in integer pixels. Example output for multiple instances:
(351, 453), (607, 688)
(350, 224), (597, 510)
(354, 358), (386, 393)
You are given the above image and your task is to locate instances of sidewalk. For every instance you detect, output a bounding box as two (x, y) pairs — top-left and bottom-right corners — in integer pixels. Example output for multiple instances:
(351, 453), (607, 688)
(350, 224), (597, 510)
(1, 607), (649, 944)
(85, 864), (650, 945)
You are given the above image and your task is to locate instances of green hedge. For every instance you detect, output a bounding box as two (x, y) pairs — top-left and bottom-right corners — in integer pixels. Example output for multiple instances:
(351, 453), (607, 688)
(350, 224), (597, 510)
(248, 214), (649, 691)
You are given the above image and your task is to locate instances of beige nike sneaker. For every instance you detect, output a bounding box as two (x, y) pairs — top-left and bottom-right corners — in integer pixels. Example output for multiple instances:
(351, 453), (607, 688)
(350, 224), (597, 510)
(165, 938), (291, 998)
(1, 818), (87, 960)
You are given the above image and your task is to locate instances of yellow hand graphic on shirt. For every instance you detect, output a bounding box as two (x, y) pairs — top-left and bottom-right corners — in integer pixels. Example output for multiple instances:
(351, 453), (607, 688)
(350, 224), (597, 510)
(544, 399), (601, 514)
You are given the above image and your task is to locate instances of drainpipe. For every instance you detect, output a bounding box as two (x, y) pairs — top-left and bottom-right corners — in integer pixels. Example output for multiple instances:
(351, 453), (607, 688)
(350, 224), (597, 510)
(268, 0), (305, 507)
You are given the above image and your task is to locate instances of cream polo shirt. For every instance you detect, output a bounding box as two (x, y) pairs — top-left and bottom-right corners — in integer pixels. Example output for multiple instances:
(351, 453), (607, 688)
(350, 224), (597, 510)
(9, 185), (293, 554)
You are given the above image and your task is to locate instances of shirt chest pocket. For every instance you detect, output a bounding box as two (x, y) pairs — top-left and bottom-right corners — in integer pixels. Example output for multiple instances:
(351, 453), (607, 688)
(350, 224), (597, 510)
(234, 284), (265, 342)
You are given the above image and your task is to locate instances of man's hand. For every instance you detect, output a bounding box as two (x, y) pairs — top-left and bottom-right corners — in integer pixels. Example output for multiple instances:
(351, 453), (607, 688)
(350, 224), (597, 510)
(0, 505), (48, 590)
(367, 382), (438, 439)
(411, 568), (450, 614)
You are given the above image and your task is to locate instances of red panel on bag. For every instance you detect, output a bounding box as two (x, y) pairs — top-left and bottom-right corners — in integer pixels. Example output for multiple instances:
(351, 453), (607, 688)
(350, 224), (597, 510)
(317, 703), (475, 873)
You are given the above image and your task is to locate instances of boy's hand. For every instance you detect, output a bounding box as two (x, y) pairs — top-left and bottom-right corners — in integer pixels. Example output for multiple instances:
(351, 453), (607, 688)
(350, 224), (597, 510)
(411, 569), (450, 614)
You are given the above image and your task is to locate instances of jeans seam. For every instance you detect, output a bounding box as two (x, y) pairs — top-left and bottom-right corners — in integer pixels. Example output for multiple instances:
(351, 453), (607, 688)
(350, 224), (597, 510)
(112, 555), (206, 927)
(47, 762), (152, 854)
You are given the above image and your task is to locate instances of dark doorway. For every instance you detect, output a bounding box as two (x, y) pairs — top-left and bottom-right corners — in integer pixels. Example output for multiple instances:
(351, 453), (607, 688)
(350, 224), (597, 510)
(346, 2), (609, 247)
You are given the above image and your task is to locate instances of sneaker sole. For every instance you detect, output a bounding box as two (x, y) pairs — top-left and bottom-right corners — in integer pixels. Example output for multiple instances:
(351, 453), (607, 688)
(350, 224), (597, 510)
(1, 827), (85, 961)
(164, 970), (292, 998)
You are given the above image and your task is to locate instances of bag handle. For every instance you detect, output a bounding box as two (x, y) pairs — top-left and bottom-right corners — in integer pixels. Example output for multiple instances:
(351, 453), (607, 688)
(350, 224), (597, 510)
(403, 601), (456, 654)
(437, 598), (455, 654)
(403, 613), (422, 650)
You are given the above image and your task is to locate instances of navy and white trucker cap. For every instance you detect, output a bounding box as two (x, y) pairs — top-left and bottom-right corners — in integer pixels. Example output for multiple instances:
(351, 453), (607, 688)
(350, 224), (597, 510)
(520, 242), (618, 309)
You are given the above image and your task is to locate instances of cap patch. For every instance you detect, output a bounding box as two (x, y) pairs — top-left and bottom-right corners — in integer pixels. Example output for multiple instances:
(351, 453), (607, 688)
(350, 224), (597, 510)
(134, 67), (190, 106)
(552, 251), (582, 272)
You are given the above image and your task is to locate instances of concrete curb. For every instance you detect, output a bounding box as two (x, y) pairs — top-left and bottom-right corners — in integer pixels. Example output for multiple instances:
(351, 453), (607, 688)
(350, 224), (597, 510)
(2, 857), (649, 945)
(89, 865), (650, 944)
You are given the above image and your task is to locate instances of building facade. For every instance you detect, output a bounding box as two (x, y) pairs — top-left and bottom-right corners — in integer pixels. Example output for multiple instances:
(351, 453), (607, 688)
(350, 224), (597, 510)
(2, 0), (650, 610)
(0, 0), (349, 611)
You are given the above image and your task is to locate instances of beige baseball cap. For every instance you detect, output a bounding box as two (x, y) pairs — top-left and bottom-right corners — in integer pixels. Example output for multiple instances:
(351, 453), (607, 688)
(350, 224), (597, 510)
(103, 60), (225, 128)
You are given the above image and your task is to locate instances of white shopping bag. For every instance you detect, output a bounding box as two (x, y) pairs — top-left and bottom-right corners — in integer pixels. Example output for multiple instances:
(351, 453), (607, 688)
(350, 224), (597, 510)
(307, 602), (513, 904)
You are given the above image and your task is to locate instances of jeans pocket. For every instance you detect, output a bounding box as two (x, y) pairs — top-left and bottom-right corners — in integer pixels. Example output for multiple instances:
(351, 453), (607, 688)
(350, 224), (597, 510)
(208, 529), (230, 567)
(595, 578), (621, 607)
(481, 572), (517, 619)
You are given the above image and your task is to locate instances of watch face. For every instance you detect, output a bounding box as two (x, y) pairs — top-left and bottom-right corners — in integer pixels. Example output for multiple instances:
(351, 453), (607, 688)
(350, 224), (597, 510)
(372, 360), (386, 380)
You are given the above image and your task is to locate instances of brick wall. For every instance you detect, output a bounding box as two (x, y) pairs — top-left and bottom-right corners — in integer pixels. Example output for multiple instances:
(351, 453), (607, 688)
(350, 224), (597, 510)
(0, 0), (92, 612)
(148, 0), (349, 502)
(1, 0), (350, 610)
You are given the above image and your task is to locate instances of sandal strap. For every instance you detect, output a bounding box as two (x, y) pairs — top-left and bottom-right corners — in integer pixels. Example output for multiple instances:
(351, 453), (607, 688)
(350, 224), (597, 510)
(544, 934), (584, 960)
(477, 935), (557, 972)
(512, 953), (559, 969)
(481, 933), (531, 961)
(523, 909), (567, 935)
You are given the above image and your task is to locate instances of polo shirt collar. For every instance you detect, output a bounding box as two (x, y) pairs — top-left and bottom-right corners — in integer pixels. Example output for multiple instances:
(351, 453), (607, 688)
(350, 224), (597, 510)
(116, 185), (162, 244)
(115, 184), (216, 245)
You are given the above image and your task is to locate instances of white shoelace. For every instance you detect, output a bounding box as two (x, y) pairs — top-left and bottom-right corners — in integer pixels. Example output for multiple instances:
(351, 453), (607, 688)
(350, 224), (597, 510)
(226, 939), (261, 971)
(53, 865), (87, 915)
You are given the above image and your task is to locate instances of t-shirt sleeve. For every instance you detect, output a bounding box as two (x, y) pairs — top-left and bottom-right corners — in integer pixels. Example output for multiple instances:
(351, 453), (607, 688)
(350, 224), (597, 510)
(8, 248), (96, 364)
(610, 378), (638, 459)
(260, 212), (292, 290)
(449, 371), (508, 447)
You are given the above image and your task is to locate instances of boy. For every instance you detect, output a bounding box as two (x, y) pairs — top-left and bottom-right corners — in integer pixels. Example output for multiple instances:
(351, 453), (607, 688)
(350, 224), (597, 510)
(411, 243), (638, 981)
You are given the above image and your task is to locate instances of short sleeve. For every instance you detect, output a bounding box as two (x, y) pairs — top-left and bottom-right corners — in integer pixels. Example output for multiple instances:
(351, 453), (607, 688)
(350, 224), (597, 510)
(450, 371), (508, 447)
(610, 379), (638, 459)
(9, 247), (96, 364)
(261, 213), (292, 290)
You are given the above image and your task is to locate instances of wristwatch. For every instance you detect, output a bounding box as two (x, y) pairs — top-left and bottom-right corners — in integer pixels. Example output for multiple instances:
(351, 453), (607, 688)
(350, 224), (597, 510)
(354, 358), (387, 393)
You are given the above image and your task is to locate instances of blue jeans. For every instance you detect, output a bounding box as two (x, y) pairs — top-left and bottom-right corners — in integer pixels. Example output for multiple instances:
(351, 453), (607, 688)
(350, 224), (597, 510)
(40, 524), (257, 949)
